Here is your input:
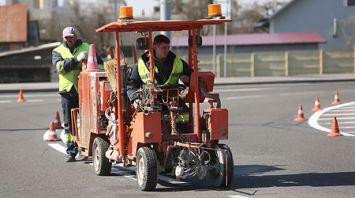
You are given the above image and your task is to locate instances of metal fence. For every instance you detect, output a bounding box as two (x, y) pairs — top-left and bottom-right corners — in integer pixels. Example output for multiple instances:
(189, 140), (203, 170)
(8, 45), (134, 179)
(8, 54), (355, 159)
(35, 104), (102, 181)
(195, 48), (355, 77)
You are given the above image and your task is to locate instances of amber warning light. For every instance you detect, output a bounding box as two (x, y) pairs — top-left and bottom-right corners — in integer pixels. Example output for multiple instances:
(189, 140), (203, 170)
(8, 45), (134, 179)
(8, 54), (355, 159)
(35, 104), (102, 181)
(208, 4), (222, 18)
(119, 6), (133, 20)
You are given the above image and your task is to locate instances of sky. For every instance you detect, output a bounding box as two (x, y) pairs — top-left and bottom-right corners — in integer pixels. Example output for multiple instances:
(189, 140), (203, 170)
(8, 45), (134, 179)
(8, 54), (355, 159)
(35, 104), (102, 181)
(125, 0), (290, 17)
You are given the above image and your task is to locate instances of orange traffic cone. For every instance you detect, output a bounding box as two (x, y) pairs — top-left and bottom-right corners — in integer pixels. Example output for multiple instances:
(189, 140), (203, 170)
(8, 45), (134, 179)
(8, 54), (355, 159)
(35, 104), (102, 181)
(46, 121), (60, 141)
(86, 44), (99, 70)
(327, 117), (343, 137)
(294, 104), (305, 121)
(17, 89), (25, 102)
(332, 90), (341, 105)
(312, 96), (322, 111)
(54, 111), (63, 129)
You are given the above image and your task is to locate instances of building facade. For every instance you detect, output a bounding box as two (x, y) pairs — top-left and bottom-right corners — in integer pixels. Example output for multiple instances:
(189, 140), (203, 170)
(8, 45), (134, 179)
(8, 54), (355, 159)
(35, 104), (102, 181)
(269, 0), (355, 48)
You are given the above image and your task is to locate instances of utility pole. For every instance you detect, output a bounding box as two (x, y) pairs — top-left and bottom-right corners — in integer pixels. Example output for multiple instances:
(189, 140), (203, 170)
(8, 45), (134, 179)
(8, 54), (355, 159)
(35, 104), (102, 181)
(160, 0), (171, 38)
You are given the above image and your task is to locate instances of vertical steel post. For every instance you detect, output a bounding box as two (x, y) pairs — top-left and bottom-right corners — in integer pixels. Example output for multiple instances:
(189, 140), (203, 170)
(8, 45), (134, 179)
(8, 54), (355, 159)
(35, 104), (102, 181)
(160, 0), (171, 38)
(192, 29), (201, 141)
(188, 30), (193, 127)
(148, 31), (155, 86)
(115, 31), (125, 157)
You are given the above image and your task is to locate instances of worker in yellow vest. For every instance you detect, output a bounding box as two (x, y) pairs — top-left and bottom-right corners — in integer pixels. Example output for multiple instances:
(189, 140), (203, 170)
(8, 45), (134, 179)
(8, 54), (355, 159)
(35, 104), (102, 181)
(52, 27), (102, 162)
(127, 34), (191, 133)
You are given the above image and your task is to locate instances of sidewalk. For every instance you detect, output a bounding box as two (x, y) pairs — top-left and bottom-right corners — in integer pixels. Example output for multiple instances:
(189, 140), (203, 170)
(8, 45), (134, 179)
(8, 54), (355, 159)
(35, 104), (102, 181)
(0, 74), (355, 93)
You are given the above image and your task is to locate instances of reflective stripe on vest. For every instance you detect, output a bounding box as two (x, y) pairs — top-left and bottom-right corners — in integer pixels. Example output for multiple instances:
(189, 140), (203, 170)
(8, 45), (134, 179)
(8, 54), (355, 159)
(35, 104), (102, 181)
(53, 43), (89, 92)
(64, 133), (74, 142)
(137, 56), (183, 85)
(176, 113), (189, 123)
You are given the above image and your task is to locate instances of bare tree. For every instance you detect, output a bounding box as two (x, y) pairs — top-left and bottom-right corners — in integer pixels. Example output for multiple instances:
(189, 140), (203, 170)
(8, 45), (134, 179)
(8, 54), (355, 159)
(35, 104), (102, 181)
(49, 1), (114, 56)
(340, 14), (355, 48)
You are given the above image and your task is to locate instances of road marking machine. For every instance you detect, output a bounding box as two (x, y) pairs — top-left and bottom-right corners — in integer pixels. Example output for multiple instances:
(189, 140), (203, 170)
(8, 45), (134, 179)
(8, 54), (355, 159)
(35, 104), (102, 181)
(71, 4), (234, 191)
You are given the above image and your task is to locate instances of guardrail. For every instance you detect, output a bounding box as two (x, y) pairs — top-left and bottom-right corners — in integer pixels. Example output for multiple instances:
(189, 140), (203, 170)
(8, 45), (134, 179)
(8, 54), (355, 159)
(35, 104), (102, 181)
(195, 48), (355, 77)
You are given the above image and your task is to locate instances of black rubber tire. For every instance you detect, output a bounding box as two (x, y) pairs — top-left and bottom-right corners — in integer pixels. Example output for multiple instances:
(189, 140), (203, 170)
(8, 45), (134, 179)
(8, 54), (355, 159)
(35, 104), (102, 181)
(210, 144), (234, 187)
(136, 147), (158, 191)
(92, 137), (112, 176)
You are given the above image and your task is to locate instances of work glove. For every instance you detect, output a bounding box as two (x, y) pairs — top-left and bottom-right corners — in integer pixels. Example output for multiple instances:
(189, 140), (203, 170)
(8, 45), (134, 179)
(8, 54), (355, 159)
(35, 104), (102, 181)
(76, 52), (88, 62)
(132, 99), (141, 110)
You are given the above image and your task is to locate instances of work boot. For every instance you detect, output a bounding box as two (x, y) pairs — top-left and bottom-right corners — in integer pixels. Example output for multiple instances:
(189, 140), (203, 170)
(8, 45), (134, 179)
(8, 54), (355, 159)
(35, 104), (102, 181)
(65, 155), (76, 162)
(75, 154), (88, 161)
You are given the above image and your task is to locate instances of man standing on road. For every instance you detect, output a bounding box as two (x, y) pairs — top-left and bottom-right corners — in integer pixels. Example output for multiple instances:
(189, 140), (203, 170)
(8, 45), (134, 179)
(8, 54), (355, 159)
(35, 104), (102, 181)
(52, 27), (89, 162)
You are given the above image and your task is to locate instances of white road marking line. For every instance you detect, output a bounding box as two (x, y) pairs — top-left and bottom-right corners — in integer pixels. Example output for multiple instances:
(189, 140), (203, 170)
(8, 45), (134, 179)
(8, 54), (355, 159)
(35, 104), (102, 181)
(308, 102), (355, 136)
(215, 88), (264, 93)
(280, 91), (323, 96)
(322, 113), (355, 116)
(331, 109), (355, 112)
(27, 99), (44, 103)
(229, 195), (250, 198)
(44, 130), (188, 185)
(318, 117), (355, 121)
(0, 94), (58, 98)
(333, 121), (355, 124)
(224, 95), (265, 100)
(338, 126), (355, 129)
(336, 106), (355, 109)
(0, 100), (12, 103)
(48, 142), (67, 154)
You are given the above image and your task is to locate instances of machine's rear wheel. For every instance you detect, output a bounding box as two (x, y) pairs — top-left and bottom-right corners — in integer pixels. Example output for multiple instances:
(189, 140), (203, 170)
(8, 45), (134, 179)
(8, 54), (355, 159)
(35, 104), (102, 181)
(210, 144), (234, 187)
(92, 137), (112, 176)
(136, 146), (158, 191)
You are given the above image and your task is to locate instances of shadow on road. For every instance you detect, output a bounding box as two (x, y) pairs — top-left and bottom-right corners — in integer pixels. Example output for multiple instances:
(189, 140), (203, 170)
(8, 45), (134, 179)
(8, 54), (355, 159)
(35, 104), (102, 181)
(157, 164), (355, 192)
(156, 164), (282, 192)
(234, 171), (355, 189)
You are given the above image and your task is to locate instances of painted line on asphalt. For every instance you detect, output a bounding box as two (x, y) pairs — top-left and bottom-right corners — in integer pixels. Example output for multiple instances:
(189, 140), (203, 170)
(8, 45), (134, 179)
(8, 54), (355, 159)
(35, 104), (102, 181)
(338, 126), (355, 129)
(215, 88), (265, 93)
(308, 101), (355, 136)
(43, 130), (188, 185)
(27, 99), (44, 103)
(331, 109), (355, 112)
(229, 195), (250, 198)
(0, 94), (59, 98)
(318, 117), (355, 121)
(48, 142), (67, 154)
(224, 95), (265, 100)
(280, 91), (323, 96)
(322, 112), (355, 116)
(0, 100), (12, 103)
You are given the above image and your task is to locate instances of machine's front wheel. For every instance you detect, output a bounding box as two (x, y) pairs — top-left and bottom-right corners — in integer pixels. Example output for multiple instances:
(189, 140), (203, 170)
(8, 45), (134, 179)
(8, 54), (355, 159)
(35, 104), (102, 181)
(136, 146), (158, 191)
(210, 144), (234, 187)
(92, 136), (112, 176)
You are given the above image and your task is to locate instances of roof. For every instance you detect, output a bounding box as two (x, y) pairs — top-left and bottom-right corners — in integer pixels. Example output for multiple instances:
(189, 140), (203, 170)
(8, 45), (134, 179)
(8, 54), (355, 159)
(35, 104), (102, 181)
(268, 0), (296, 19)
(171, 32), (325, 47)
(0, 4), (27, 42)
(96, 19), (231, 32)
(0, 42), (61, 57)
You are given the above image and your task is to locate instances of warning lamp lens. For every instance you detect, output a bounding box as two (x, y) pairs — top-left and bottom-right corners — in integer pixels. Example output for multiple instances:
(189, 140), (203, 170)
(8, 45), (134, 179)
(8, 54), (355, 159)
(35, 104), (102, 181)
(119, 6), (133, 20)
(208, 4), (222, 17)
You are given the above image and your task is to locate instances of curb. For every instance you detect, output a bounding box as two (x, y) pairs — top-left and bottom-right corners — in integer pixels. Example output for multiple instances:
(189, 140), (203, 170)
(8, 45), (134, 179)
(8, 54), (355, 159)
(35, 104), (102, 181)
(1, 78), (355, 94)
(214, 78), (355, 86)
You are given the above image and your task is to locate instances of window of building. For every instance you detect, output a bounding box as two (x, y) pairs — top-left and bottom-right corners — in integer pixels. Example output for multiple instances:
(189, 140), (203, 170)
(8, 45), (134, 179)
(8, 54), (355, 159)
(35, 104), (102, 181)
(345, 0), (355, 6)
(33, 0), (44, 9)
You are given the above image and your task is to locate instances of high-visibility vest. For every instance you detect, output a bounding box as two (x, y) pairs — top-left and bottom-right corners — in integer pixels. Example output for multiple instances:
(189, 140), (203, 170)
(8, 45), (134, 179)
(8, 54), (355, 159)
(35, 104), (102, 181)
(137, 56), (183, 85)
(53, 43), (89, 92)
(137, 56), (188, 124)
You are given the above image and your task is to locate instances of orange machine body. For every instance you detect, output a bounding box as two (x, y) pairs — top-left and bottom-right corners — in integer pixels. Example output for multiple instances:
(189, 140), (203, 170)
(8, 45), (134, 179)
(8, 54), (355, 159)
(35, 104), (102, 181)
(75, 70), (108, 149)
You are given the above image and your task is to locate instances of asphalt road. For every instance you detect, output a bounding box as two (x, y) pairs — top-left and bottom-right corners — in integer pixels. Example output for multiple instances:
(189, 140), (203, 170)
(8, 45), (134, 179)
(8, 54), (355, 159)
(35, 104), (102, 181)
(1, 81), (355, 198)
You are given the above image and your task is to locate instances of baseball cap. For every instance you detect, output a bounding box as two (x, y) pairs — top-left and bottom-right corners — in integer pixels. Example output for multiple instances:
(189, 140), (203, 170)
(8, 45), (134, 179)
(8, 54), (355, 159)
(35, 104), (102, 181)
(62, 27), (76, 38)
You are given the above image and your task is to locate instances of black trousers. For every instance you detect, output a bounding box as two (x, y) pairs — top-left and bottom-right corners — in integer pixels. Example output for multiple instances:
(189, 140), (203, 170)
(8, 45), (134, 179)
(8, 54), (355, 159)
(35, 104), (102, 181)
(60, 87), (79, 156)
